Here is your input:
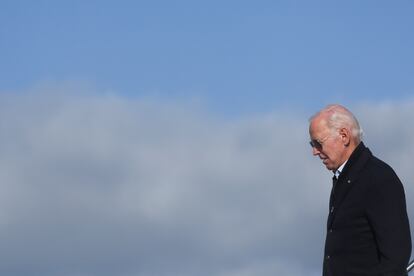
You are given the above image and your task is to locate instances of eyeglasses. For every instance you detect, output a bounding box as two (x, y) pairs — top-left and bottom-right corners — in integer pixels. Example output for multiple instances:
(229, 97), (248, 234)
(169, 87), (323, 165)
(309, 135), (331, 149)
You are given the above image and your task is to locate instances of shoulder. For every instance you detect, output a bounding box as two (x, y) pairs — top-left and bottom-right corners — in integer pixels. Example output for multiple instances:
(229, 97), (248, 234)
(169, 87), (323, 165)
(366, 154), (398, 179)
(367, 154), (394, 173)
(364, 154), (405, 196)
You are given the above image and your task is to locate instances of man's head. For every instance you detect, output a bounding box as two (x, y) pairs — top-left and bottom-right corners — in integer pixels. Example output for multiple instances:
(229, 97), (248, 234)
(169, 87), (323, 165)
(309, 104), (362, 171)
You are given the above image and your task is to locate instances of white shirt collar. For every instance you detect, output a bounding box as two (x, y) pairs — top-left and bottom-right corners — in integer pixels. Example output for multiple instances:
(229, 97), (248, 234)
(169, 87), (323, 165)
(334, 160), (348, 178)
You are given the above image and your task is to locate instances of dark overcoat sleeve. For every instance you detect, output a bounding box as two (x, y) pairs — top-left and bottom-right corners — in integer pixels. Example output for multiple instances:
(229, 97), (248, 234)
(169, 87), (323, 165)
(365, 163), (411, 275)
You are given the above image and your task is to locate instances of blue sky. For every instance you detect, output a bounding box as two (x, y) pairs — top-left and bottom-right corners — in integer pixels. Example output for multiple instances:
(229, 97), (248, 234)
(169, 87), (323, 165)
(1, 0), (413, 115)
(1, 2), (414, 276)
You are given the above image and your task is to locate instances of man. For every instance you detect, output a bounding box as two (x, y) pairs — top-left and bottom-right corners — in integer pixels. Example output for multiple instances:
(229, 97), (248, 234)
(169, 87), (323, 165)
(309, 104), (411, 276)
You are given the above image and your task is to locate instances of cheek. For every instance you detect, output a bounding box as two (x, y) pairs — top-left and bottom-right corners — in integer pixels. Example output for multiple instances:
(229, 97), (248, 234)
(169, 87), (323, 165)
(322, 147), (334, 159)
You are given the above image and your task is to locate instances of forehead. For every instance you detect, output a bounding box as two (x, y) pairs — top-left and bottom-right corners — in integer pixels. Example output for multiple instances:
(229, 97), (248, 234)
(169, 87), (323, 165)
(309, 115), (330, 137)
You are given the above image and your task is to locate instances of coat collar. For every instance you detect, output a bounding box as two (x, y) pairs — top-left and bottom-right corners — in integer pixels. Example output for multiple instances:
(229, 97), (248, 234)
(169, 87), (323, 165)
(327, 142), (373, 228)
(338, 142), (372, 183)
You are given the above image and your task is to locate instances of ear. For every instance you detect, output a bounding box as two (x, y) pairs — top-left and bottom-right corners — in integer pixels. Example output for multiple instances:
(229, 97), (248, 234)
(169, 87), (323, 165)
(339, 127), (351, 146)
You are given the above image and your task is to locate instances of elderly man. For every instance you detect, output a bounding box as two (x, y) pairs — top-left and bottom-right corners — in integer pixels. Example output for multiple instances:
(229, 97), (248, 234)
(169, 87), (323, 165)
(309, 104), (411, 276)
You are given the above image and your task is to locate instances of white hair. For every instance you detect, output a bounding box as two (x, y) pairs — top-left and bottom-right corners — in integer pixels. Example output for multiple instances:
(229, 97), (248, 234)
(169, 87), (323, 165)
(310, 104), (363, 142)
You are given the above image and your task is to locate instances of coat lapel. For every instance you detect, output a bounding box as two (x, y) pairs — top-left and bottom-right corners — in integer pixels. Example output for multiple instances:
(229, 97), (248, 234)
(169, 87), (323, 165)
(327, 142), (372, 228)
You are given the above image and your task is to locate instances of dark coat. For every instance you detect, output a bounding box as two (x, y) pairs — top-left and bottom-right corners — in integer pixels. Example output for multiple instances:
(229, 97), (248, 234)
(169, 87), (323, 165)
(323, 142), (411, 276)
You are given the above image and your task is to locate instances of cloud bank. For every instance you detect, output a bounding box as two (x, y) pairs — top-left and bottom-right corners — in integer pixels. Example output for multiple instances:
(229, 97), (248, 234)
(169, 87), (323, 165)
(0, 85), (413, 276)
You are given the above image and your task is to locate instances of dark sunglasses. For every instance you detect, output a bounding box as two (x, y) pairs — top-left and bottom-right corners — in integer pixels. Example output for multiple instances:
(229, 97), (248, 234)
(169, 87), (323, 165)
(309, 139), (323, 149)
(309, 135), (331, 149)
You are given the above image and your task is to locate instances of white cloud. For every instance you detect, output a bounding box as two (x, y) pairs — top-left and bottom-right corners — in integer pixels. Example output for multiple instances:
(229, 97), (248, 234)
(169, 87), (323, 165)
(0, 85), (413, 275)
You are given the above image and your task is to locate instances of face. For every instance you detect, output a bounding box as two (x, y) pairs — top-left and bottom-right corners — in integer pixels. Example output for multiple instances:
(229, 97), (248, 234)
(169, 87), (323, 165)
(309, 116), (346, 171)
